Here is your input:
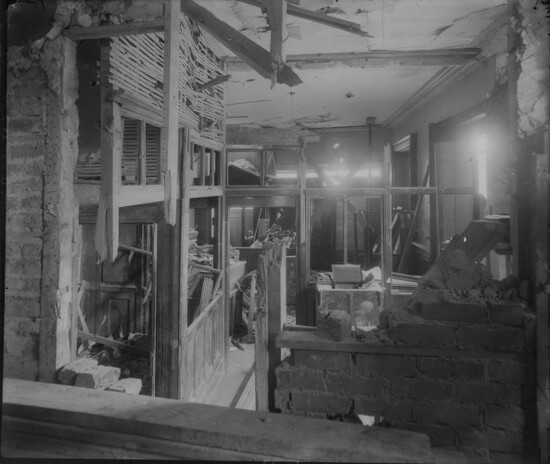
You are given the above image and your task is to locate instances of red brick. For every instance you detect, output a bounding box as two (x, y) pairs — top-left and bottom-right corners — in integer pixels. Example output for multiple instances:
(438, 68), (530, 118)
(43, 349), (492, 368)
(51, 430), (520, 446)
(488, 303), (525, 327)
(399, 423), (457, 447)
(487, 360), (525, 385)
(391, 378), (455, 401)
(290, 391), (352, 416)
(326, 373), (387, 398)
(276, 366), (326, 391)
(355, 354), (417, 377)
(414, 403), (480, 426)
(354, 397), (413, 422)
(484, 406), (525, 431)
(456, 382), (522, 406)
(421, 303), (488, 324)
(390, 323), (455, 346)
(418, 358), (485, 381)
(293, 350), (351, 372)
(457, 327), (524, 351)
(458, 428), (523, 453)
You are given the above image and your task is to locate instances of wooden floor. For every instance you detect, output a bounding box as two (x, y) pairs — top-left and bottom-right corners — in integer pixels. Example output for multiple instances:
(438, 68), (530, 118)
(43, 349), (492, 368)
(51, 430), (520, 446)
(193, 341), (256, 410)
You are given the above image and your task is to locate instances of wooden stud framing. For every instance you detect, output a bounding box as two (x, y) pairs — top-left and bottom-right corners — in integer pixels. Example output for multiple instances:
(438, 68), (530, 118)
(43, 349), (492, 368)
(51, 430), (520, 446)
(162, 0), (180, 226)
(139, 120), (147, 186)
(297, 140), (309, 325)
(265, 0), (286, 85)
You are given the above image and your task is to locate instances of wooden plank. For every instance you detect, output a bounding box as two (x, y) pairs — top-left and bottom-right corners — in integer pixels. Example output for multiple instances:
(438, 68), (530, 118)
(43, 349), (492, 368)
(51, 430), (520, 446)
(64, 19), (164, 40)
(235, 0), (369, 37)
(77, 331), (149, 355)
(139, 119), (147, 186)
(118, 185), (165, 207)
(97, 43), (121, 262)
(225, 48), (481, 71)
(162, 1), (180, 226)
(229, 361), (256, 409)
(180, 0), (302, 87)
(3, 379), (434, 462)
(226, 126), (313, 145)
(254, 310), (269, 411)
(118, 243), (153, 256)
(428, 123), (440, 263)
(382, 145), (393, 308)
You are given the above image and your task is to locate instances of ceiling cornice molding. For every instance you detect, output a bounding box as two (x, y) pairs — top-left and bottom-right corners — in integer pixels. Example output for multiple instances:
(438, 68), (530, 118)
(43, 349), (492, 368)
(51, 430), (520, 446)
(381, 60), (481, 129)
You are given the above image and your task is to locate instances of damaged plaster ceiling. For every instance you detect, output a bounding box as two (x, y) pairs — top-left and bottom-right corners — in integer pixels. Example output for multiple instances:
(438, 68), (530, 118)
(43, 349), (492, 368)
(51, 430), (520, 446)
(196, 0), (507, 130)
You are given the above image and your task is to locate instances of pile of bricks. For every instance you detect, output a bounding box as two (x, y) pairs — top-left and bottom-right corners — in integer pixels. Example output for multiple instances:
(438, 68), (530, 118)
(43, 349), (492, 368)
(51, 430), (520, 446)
(275, 301), (535, 463)
(57, 358), (142, 394)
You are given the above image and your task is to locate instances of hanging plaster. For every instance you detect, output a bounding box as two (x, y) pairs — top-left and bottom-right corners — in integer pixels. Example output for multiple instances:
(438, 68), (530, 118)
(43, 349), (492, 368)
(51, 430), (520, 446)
(516, 0), (550, 137)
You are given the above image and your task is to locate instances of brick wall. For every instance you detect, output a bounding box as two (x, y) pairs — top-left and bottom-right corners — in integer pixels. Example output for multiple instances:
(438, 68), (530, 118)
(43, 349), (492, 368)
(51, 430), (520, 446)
(5, 37), (80, 381)
(275, 302), (536, 463)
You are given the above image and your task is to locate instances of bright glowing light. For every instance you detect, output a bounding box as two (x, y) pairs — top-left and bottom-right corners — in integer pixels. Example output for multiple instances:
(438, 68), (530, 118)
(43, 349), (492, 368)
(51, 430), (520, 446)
(333, 142), (340, 149)
(371, 168), (381, 177)
(339, 157), (344, 163)
(276, 171), (298, 179)
(325, 169), (349, 178)
(474, 135), (487, 152)
(353, 169), (370, 178)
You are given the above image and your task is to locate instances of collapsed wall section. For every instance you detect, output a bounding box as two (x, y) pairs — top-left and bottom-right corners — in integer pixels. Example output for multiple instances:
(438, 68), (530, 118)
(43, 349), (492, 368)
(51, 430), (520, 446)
(275, 301), (536, 463)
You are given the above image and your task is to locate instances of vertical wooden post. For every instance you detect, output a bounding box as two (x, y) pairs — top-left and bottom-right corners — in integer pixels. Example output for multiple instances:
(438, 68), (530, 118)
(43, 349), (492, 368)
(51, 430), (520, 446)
(382, 145), (393, 308)
(255, 309), (269, 411)
(267, 244), (286, 411)
(343, 195), (348, 264)
(151, 223), (158, 397)
(428, 123), (440, 263)
(266, 0), (286, 86)
(222, 148), (230, 372)
(179, 128), (191, 399)
(535, 135), (550, 463)
(98, 41), (121, 262)
(297, 139), (310, 325)
(162, 0), (179, 226)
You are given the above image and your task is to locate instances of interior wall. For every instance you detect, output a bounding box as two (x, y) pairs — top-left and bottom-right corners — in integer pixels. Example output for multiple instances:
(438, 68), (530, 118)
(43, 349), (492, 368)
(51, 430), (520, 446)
(391, 57), (508, 247)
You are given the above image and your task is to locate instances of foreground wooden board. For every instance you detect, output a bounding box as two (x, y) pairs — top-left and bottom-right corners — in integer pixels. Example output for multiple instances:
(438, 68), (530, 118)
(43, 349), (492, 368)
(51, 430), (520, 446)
(3, 379), (433, 462)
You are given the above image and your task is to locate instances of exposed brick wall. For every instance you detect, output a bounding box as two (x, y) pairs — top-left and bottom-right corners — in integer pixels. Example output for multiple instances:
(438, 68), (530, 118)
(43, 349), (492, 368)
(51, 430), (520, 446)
(275, 302), (536, 462)
(5, 37), (80, 382)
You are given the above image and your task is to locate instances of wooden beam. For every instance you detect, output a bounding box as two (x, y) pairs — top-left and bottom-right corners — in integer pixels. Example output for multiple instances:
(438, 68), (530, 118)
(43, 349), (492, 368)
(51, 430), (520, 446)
(77, 331), (149, 355)
(162, 1), (180, 226)
(255, 310), (269, 411)
(97, 42), (121, 262)
(264, 0), (286, 86)
(64, 19), (164, 41)
(382, 145), (393, 308)
(180, 0), (302, 87)
(296, 142), (309, 325)
(235, 0), (369, 37)
(225, 48), (481, 71)
(119, 185), (165, 207)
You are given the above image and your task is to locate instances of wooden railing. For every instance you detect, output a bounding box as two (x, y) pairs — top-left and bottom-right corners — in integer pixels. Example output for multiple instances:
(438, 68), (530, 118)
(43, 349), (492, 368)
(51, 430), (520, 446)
(183, 291), (224, 401)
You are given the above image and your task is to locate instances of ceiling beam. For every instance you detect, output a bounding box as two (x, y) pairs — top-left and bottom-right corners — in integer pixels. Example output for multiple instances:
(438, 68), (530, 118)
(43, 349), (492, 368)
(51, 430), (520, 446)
(180, 0), (302, 87)
(225, 48), (481, 71)
(64, 19), (164, 40)
(235, 0), (370, 37)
